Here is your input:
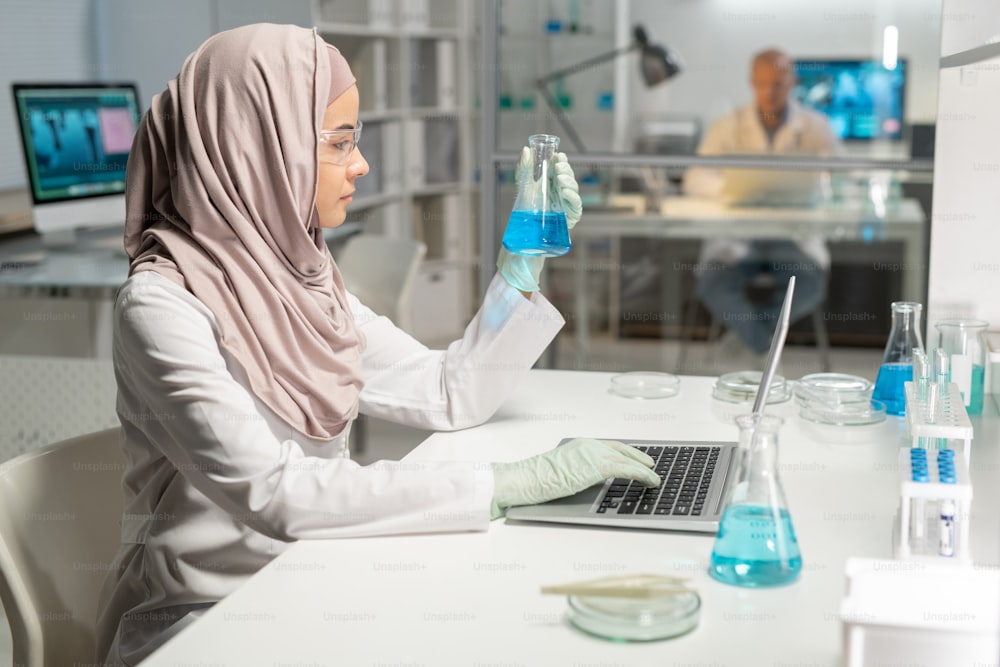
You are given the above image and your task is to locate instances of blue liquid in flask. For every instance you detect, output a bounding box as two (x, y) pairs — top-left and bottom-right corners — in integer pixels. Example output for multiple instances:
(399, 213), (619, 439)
(502, 210), (571, 257)
(709, 505), (802, 587)
(872, 362), (912, 416)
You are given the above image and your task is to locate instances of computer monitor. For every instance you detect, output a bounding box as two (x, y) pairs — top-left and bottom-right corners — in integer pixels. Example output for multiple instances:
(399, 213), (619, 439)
(11, 82), (141, 245)
(792, 59), (906, 142)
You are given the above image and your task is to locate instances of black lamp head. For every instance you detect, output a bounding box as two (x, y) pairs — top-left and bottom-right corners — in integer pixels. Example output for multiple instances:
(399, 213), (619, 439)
(633, 25), (682, 86)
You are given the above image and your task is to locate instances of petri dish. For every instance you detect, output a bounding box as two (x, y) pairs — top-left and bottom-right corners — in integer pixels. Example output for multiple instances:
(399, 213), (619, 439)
(799, 399), (887, 426)
(712, 370), (792, 405)
(567, 592), (701, 642)
(609, 372), (680, 399)
(795, 373), (873, 406)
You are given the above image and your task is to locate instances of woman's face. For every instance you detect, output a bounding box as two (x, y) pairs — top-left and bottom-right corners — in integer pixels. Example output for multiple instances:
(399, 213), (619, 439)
(316, 85), (369, 228)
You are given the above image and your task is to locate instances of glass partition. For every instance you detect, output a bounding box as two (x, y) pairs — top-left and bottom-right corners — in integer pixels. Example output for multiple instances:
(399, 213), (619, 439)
(481, 0), (939, 378)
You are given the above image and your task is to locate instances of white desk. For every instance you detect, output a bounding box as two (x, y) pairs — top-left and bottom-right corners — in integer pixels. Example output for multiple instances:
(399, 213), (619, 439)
(143, 371), (999, 667)
(568, 196), (927, 366)
(0, 224), (361, 357)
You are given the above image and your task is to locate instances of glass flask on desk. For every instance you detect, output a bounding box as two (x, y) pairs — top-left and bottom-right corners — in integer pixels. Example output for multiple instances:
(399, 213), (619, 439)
(935, 319), (988, 415)
(501, 133), (571, 257)
(872, 302), (925, 416)
(709, 414), (802, 588)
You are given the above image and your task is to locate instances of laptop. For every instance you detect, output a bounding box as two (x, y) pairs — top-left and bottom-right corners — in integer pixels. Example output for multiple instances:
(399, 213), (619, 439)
(505, 277), (797, 533)
(720, 168), (822, 208)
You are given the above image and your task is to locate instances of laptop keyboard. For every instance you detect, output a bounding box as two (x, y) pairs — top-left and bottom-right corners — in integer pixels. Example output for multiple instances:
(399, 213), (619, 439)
(595, 444), (721, 517)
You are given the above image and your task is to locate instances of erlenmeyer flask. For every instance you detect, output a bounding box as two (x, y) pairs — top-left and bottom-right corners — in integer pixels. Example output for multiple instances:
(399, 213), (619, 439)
(872, 302), (925, 416)
(501, 134), (571, 257)
(709, 414), (802, 587)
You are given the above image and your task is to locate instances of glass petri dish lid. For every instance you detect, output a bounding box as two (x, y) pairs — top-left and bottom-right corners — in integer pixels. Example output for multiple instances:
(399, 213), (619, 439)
(712, 370), (792, 405)
(799, 399), (887, 426)
(567, 591), (701, 642)
(795, 373), (873, 406)
(609, 372), (680, 399)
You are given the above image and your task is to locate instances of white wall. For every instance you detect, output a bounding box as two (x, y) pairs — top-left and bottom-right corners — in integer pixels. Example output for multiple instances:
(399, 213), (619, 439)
(627, 0), (944, 136)
(927, 0), (1000, 340)
(0, 0), (95, 189)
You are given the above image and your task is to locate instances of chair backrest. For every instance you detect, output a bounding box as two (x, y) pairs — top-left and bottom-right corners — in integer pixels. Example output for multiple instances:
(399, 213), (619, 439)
(0, 427), (124, 667)
(334, 234), (427, 333)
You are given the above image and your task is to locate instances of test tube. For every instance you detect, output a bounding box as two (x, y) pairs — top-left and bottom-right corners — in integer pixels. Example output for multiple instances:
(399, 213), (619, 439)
(910, 449), (927, 542)
(933, 348), (949, 386)
(939, 499), (956, 557)
(913, 349), (929, 405)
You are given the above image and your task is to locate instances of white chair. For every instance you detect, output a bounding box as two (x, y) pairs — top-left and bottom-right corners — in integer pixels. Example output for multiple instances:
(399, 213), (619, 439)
(334, 234), (427, 334)
(0, 427), (124, 667)
(332, 235), (427, 455)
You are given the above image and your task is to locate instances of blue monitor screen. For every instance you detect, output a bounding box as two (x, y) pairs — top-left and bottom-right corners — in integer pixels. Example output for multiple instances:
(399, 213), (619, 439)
(792, 59), (906, 141)
(12, 83), (141, 204)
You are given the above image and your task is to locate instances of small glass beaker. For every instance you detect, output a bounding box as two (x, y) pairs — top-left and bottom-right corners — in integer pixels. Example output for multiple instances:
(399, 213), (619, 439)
(872, 302), (925, 416)
(935, 319), (988, 415)
(709, 414), (802, 588)
(501, 134), (571, 257)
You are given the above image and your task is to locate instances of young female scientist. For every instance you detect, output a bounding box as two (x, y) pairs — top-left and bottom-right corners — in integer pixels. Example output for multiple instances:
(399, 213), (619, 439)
(94, 23), (658, 664)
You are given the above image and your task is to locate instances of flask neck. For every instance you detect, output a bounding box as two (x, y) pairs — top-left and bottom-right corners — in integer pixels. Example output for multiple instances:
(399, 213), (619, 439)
(884, 308), (925, 362)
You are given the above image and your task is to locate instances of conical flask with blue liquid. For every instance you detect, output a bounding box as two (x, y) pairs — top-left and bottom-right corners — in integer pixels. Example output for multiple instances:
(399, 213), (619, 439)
(501, 134), (571, 257)
(872, 302), (925, 416)
(709, 414), (802, 587)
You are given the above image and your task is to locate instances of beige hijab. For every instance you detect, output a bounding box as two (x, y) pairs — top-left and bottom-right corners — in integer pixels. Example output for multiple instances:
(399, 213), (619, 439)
(124, 23), (365, 440)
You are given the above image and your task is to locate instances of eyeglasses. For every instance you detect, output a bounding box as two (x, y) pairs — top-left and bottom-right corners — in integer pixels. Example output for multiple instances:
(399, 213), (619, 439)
(318, 120), (363, 165)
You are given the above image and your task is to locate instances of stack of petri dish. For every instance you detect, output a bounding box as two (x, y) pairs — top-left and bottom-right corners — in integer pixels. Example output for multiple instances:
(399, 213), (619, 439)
(795, 372), (886, 426)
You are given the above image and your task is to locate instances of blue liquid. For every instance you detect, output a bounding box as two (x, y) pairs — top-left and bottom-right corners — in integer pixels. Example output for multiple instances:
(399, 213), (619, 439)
(502, 210), (571, 257)
(872, 362), (912, 416)
(709, 505), (802, 587)
(966, 364), (985, 415)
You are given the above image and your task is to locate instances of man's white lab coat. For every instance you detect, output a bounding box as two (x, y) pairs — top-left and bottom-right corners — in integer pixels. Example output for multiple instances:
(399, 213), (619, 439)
(683, 100), (842, 269)
(95, 270), (564, 665)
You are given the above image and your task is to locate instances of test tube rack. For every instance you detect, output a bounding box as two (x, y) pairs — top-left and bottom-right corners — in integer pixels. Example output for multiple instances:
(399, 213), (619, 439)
(893, 447), (973, 565)
(902, 381), (972, 464)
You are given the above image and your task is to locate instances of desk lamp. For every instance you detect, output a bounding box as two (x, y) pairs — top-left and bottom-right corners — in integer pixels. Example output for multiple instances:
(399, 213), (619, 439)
(535, 25), (682, 153)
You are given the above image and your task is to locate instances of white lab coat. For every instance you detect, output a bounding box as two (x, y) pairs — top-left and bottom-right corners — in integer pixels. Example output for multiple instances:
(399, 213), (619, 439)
(683, 100), (843, 268)
(95, 270), (564, 665)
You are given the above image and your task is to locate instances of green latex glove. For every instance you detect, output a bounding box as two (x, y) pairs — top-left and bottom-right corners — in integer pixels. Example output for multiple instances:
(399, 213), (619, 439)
(489, 438), (660, 520)
(497, 147), (582, 293)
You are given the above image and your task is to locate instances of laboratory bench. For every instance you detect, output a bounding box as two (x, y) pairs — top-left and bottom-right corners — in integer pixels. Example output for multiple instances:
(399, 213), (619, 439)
(142, 371), (1000, 666)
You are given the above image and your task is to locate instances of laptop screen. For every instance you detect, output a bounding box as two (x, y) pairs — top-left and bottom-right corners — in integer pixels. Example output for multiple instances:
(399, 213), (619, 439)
(12, 83), (141, 205)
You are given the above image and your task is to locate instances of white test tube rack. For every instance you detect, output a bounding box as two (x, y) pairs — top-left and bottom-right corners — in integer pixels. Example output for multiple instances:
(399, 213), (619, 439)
(903, 381), (973, 465)
(893, 447), (973, 565)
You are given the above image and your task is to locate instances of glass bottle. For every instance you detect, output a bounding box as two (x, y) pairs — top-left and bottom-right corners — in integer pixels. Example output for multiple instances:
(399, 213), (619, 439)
(935, 319), (988, 415)
(709, 414), (802, 587)
(873, 302), (925, 416)
(501, 134), (571, 257)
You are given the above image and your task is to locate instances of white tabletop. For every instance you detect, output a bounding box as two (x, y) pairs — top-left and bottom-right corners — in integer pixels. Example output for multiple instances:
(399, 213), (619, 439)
(0, 224), (362, 291)
(143, 371), (1000, 667)
(575, 195), (925, 238)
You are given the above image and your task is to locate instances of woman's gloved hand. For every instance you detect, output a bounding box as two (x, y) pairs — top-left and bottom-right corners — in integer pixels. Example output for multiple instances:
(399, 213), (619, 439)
(489, 438), (660, 519)
(496, 148), (582, 293)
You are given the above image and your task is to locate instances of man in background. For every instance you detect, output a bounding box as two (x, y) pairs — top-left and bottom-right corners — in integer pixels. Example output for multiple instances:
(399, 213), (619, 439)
(683, 48), (842, 356)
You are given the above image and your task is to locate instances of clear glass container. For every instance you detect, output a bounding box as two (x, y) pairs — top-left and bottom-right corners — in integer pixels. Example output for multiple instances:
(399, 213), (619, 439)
(712, 370), (792, 405)
(566, 591), (700, 642)
(794, 372), (873, 406)
(935, 319), (989, 415)
(609, 372), (680, 399)
(501, 134), (571, 257)
(872, 302), (925, 416)
(709, 414), (802, 587)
